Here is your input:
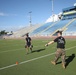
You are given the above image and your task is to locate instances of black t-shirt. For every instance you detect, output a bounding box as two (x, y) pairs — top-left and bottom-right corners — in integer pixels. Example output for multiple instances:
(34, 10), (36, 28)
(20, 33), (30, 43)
(54, 36), (66, 49)
(26, 37), (31, 44)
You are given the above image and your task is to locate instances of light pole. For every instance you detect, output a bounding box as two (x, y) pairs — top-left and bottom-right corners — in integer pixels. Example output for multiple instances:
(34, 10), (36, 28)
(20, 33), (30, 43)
(29, 11), (32, 26)
(51, 0), (54, 22)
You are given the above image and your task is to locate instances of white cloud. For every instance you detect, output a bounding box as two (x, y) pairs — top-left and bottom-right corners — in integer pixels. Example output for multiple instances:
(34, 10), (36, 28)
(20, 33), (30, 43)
(0, 12), (17, 16)
(45, 12), (62, 23)
(45, 14), (59, 23)
(0, 12), (8, 16)
(74, 3), (76, 6)
(10, 14), (17, 16)
(58, 12), (62, 15)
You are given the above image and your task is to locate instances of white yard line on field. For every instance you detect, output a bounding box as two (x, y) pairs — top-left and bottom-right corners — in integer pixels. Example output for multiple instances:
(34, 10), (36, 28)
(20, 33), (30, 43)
(0, 46), (43, 53)
(0, 46), (76, 71)
(0, 48), (25, 53)
(0, 44), (23, 48)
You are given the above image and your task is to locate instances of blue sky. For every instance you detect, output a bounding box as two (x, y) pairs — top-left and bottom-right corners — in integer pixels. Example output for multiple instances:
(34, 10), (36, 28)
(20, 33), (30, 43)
(0, 0), (76, 32)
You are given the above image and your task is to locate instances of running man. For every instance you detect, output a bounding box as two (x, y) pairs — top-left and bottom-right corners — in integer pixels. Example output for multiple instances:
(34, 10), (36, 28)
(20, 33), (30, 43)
(25, 33), (33, 54)
(45, 31), (66, 69)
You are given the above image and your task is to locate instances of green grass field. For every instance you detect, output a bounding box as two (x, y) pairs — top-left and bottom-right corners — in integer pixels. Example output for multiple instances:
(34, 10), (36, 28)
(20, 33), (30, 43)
(0, 39), (76, 75)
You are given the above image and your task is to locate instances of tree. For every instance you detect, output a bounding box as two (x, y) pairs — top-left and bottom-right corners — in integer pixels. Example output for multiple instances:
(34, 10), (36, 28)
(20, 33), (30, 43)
(0, 30), (8, 35)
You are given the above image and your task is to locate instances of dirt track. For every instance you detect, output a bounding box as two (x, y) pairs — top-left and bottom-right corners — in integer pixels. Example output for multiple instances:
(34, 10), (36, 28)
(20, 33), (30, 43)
(2, 35), (76, 40)
(31, 36), (76, 40)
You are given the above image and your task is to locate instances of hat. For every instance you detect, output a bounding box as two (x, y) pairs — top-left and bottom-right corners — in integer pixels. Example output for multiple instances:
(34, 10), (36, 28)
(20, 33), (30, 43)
(25, 33), (29, 36)
(56, 30), (62, 35)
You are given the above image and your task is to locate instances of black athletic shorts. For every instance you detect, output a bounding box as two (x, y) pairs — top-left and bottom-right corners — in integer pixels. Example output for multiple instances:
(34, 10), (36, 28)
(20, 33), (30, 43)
(25, 42), (31, 48)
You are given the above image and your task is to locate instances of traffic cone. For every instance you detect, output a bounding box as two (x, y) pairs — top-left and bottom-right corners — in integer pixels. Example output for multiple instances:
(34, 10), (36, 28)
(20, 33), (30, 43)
(16, 61), (18, 65)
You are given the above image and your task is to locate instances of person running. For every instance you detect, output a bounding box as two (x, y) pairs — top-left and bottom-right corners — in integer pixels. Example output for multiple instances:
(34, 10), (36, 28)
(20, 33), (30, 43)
(45, 31), (66, 69)
(25, 33), (33, 54)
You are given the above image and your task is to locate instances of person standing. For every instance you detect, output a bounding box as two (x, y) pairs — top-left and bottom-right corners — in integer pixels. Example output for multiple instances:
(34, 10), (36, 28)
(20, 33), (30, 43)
(25, 33), (32, 54)
(45, 31), (66, 69)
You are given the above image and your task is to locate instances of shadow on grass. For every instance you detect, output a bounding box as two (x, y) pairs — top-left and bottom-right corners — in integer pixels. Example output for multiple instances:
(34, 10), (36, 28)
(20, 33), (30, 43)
(65, 54), (75, 68)
(32, 48), (45, 53)
(56, 54), (75, 68)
